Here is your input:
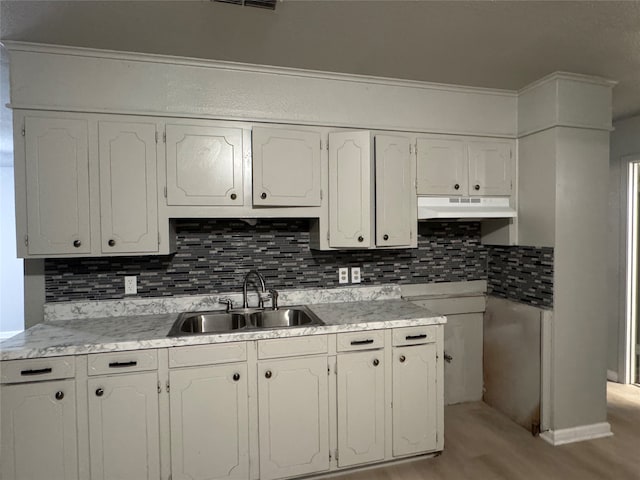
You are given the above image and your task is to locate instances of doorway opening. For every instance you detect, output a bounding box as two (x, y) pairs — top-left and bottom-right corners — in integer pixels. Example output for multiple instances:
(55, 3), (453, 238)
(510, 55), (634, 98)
(625, 161), (640, 385)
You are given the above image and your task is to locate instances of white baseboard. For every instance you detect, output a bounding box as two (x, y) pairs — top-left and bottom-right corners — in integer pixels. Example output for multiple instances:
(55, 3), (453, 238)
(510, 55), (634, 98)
(0, 330), (22, 341)
(540, 422), (613, 446)
(607, 370), (619, 382)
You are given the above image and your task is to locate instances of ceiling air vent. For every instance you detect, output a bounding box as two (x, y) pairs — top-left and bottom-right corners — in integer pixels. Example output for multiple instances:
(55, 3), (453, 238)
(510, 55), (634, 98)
(214, 0), (277, 10)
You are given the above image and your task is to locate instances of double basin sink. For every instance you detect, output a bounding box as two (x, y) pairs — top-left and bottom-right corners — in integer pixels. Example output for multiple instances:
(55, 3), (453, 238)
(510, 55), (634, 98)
(168, 305), (324, 336)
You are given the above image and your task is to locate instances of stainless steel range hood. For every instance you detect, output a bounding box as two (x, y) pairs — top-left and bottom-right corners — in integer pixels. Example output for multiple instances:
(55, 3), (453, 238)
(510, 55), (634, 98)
(417, 196), (517, 220)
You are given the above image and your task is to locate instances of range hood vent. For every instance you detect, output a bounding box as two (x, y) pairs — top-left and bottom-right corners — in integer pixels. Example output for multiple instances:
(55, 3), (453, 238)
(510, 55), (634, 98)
(417, 196), (517, 220)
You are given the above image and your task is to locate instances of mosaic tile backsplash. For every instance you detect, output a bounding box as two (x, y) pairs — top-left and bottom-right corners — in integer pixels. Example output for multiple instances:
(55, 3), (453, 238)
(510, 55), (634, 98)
(486, 245), (554, 309)
(45, 219), (488, 302)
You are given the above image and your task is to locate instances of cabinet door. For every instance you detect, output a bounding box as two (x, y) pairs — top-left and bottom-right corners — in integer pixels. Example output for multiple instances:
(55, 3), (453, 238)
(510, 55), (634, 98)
(392, 344), (437, 457)
(468, 140), (512, 196)
(336, 351), (385, 467)
(169, 364), (249, 480)
(328, 131), (374, 248)
(1, 380), (78, 480)
(87, 372), (160, 480)
(375, 135), (413, 247)
(416, 137), (467, 196)
(98, 121), (158, 253)
(258, 356), (329, 480)
(166, 124), (243, 206)
(24, 117), (91, 255)
(252, 127), (321, 206)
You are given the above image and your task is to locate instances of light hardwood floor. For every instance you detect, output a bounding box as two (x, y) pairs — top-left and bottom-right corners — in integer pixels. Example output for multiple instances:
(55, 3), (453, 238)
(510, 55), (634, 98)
(333, 382), (640, 480)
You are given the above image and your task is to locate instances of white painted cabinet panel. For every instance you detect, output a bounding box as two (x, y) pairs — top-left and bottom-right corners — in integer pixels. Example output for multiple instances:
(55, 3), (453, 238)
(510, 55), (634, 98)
(416, 137), (467, 196)
(252, 127), (321, 206)
(392, 344), (438, 457)
(24, 116), (91, 255)
(258, 356), (329, 480)
(468, 140), (512, 196)
(375, 135), (413, 247)
(1, 380), (78, 480)
(336, 351), (385, 467)
(87, 372), (160, 480)
(166, 124), (243, 206)
(98, 121), (158, 254)
(169, 364), (249, 480)
(328, 131), (374, 248)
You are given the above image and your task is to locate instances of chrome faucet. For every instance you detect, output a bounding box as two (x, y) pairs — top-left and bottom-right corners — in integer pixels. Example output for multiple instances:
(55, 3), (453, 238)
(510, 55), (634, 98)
(243, 270), (267, 309)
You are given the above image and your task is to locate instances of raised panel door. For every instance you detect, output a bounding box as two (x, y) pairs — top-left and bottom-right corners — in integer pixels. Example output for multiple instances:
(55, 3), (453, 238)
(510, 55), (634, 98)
(0, 380), (78, 480)
(336, 351), (385, 467)
(166, 124), (243, 206)
(375, 135), (413, 247)
(252, 127), (321, 206)
(87, 372), (160, 480)
(258, 356), (329, 480)
(24, 116), (91, 255)
(392, 344), (437, 457)
(98, 121), (158, 253)
(468, 140), (512, 196)
(169, 363), (249, 480)
(416, 137), (467, 196)
(328, 131), (374, 248)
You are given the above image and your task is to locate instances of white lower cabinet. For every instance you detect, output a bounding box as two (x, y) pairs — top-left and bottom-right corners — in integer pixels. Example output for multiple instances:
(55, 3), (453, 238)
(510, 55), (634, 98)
(1, 379), (78, 480)
(257, 355), (330, 480)
(169, 363), (249, 480)
(87, 372), (161, 480)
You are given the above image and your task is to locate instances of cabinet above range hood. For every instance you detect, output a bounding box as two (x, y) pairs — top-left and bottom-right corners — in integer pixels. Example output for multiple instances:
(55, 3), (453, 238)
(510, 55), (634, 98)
(417, 197), (517, 220)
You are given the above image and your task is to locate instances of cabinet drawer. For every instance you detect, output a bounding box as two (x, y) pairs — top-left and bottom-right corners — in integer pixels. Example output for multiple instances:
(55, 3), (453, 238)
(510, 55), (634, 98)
(257, 335), (328, 359)
(1, 356), (75, 384)
(169, 342), (247, 368)
(337, 330), (384, 352)
(411, 296), (485, 315)
(392, 326), (437, 346)
(88, 350), (157, 375)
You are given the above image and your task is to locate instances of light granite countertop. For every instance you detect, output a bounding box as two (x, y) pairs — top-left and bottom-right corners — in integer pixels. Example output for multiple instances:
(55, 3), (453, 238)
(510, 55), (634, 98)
(0, 299), (446, 361)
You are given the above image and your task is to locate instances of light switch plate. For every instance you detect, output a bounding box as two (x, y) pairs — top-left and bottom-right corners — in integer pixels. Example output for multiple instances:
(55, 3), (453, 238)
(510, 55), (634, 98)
(124, 276), (137, 295)
(351, 267), (361, 284)
(338, 268), (349, 284)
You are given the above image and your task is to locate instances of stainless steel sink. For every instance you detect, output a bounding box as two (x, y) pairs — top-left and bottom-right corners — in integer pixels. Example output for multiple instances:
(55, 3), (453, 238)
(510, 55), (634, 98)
(249, 306), (323, 329)
(168, 305), (323, 336)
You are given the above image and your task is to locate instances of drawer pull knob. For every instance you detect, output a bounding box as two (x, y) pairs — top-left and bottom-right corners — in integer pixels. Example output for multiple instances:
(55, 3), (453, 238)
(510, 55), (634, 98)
(108, 239), (116, 247)
(399, 355), (406, 363)
(406, 334), (427, 341)
(265, 370), (272, 379)
(474, 184), (480, 191)
(108, 361), (137, 368)
(21, 367), (52, 376)
(230, 193), (237, 200)
(373, 359), (379, 367)
(454, 184), (460, 190)
(233, 373), (240, 381)
(358, 236), (364, 242)
(350, 339), (374, 346)
(73, 240), (81, 248)
(55, 391), (64, 400)
(95, 388), (104, 397)
(383, 234), (389, 241)
(261, 192), (267, 200)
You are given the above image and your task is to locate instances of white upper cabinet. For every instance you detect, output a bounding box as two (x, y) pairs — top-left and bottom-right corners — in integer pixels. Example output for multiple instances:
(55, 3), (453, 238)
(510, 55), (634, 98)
(166, 124), (243, 206)
(375, 135), (414, 247)
(23, 116), (91, 255)
(252, 127), (321, 206)
(417, 136), (513, 197)
(98, 121), (159, 254)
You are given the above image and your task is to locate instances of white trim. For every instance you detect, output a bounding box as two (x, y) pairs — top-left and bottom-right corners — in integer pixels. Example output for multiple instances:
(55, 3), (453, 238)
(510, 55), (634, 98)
(607, 370), (619, 382)
(0, 330), (22, 341)
(518, 71), (617, 94)
(624, 158), (640, 384)
(540, 422), (613, 446)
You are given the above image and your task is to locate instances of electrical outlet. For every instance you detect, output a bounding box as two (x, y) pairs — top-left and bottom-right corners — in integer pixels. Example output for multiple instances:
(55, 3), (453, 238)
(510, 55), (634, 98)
(351, 267), (361, 284)
(338, 267), (349, 284)
(124, 276), (137, 295)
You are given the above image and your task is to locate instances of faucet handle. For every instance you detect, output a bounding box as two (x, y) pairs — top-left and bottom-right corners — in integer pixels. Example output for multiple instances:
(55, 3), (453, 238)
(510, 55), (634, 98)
(258, 291), (272, 309)
(218, 297), (233, 313)
(268, 289), (279, 310)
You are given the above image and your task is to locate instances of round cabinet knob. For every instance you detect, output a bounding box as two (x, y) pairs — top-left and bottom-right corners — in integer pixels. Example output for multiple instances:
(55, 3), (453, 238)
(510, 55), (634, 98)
(233, 373), (240, 381)
(373, 359), (379, 367)
(261, 192), (267, 200)
(108, 239), (116, 247)
(399, 355), (406, 363)
(73, 240), (81, 248)
(474, 184), (480, 191)
(95, 388), (104, 397)
(454, 184), (460, 190)
(265, 370), (272, 379)
(55, 391), (64, 400)
(358, 236), (364, 243)
(230, 193), (237, 200)
(383, 234), (389, 241)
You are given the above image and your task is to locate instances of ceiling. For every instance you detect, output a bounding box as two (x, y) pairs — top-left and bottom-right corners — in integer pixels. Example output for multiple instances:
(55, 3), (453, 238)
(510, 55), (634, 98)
(1, 1), (640, 126)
